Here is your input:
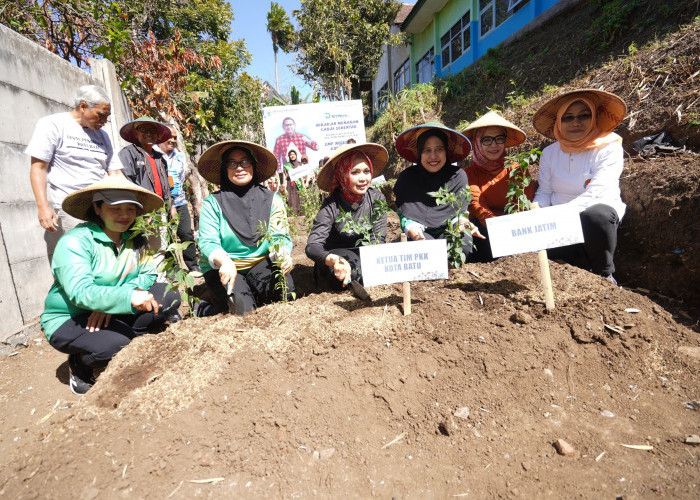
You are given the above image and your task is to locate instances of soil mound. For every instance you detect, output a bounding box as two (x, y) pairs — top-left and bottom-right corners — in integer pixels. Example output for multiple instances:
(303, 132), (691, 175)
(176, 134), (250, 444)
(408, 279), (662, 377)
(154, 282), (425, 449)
(1, 254), (698, 498)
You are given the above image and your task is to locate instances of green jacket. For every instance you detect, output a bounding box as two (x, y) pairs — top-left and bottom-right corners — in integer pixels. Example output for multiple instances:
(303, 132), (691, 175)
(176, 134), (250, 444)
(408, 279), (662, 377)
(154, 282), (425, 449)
(198, 193), (293, 273)
(40, 222), (157, 339)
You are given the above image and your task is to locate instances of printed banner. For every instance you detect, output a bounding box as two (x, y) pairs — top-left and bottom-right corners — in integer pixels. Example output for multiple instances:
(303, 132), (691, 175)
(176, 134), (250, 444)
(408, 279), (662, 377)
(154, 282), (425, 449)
(261, 100), (366, 176)
(360, 240), (449, 287)
(485, 205), (584, 258)
(288, 164), (316, 182)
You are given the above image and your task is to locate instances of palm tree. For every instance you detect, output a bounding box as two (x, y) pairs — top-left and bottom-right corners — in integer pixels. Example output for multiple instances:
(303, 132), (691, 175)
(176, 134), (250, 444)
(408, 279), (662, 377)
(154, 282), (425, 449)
(266, 2), (295, 92)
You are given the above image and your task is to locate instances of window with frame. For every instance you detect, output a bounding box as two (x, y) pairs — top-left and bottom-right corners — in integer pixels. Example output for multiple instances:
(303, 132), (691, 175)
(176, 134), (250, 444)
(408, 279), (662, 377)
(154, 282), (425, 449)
(393, 58), (410, 93)
(440, 11), (470, 68)
(416, 48), (434, 84)
(480, 0), (526, 36)
(377, 82), (389, 113)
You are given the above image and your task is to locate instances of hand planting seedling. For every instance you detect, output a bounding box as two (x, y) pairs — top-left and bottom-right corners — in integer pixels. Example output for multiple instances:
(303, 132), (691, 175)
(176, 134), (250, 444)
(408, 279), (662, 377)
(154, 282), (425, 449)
(428, 185), (474, 269)
(335, 199), (390, 247)
(504, 148), (541, 214)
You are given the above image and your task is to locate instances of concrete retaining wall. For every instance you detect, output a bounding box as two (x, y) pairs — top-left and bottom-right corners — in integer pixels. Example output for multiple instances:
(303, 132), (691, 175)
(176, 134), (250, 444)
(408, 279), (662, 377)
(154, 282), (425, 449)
(0, 24), (130, 343)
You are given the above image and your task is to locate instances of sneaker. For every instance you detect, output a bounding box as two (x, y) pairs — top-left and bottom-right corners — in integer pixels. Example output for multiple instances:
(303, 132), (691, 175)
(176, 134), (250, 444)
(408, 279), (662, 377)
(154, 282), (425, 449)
(68, 354), (93, 395)
(604, 274), (618, 287)
(165, 311), (183, 323)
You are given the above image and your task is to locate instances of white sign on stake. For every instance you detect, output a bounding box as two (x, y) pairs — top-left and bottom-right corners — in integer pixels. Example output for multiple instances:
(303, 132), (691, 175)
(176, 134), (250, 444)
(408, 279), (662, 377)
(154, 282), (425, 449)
(485, 205), (584, 258)
(360, 240), (448, 287)
(287, 164), (316, 182)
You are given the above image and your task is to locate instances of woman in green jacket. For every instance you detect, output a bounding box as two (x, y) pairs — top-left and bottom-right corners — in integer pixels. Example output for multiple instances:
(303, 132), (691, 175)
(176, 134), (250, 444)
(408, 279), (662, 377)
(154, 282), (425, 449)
(42, 176), (181, 395)
(195, 140), (295, 317)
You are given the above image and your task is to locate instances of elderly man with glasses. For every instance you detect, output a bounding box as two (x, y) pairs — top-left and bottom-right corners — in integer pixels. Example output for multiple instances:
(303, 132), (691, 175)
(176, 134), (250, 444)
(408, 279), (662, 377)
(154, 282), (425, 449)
(156, 127), (202, 276)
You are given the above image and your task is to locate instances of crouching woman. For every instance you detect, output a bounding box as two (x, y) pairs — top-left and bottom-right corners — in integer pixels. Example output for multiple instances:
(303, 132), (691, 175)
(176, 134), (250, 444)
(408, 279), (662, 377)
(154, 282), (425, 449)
(42, 176), (181, 395)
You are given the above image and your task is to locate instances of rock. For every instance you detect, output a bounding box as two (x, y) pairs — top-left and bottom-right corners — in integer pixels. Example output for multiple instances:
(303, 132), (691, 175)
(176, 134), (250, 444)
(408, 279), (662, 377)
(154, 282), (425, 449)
(600, 410), (615, 418)
(684, 435), (700, 445)
(312, 450), (320, 460)
(678, 346), (700, 362)
(554, 439), (575, 456)
(319, 447), (336, 460)
(511, 311), (533, 324)
(543, 368), (554, 380)
(454, 407), (470, 420)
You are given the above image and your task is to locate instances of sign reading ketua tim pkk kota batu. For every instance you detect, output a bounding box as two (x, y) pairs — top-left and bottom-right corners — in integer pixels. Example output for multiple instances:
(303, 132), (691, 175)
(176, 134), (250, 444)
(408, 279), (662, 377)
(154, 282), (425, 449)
(261, 100), (366, 174)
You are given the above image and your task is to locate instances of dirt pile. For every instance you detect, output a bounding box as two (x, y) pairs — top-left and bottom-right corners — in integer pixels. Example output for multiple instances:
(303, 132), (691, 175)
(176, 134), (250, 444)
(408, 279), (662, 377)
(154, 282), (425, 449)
(1, 253), (699, 498)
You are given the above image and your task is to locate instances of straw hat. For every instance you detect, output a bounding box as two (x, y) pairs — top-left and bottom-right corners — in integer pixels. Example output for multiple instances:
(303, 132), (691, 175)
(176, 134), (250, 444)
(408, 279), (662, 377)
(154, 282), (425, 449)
(461, 111), (526, 148)
(197, 140), (277, 185)
(62, 176), (164, 221)
(533, 88), (627, 139)
(395, 121), (471, 164)
(120, 116), (172, 145)
(316, 143), (389, 192)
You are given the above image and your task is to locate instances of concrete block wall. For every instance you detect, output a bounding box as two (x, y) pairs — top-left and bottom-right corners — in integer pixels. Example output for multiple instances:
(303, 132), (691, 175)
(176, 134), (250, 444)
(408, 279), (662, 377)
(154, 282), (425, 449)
(0, 24), (128, 342)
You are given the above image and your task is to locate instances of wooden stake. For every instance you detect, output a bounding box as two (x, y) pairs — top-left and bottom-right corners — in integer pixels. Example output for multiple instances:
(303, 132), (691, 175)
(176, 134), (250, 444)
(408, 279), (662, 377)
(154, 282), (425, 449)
(531, 202), (555, 310)
(400, 233), (411, 315)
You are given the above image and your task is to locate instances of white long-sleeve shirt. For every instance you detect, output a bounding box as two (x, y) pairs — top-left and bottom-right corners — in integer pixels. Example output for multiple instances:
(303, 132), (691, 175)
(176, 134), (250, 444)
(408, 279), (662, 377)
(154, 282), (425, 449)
(534, 140), (626, 220)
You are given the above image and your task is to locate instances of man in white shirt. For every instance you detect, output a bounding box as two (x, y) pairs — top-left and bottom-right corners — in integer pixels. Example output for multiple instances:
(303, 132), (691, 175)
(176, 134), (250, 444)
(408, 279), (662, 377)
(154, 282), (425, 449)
(26, 85), (124, 233)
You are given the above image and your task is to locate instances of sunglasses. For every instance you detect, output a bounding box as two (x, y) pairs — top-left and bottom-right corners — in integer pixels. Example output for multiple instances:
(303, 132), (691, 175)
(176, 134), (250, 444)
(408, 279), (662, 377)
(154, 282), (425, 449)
(225, 159), (253, 169)
(480, 135), (506, 146)
(561, 113), (592, 123)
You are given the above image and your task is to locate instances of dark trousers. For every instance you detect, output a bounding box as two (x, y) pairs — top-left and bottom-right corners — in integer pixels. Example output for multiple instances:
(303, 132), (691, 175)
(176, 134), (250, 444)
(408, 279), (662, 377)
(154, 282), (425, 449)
(547, 203), (620, 276)
(49, 282), (181, 369)
(200, 258), (295, 316)
(313, 248), (362, 291)
(175, 204), (198, 271)
(469, 220), (494, 263)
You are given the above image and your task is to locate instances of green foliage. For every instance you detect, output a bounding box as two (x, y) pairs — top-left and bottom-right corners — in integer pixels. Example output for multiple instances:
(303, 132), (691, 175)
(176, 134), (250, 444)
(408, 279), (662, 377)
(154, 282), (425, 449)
(628, 41), (638, 57)
(129, 205), (198, 315)
(335, 199), (390, 247)
(299, 185), (324, 232)
(587, 0), (642, 47)
(294, 0), (402, 99)
(505, 79), (531, 109)
(266, 2), (295, 54)
(290, 86), (300, 105)
(256, 221), (295, 304)
(504, 148), (541, 214)
(428, 186), (472, 269)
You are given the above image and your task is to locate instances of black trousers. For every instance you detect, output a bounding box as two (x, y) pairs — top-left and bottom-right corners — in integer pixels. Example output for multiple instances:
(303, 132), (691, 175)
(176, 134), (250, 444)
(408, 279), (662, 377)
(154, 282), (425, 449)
(313, 248), (363, 291)
(48, 282), (181, 369)
(468, 220), (494, 263)
(201, 257), (295, 315)
(546, 203), (620, 276)
(175, 204), (198, 271)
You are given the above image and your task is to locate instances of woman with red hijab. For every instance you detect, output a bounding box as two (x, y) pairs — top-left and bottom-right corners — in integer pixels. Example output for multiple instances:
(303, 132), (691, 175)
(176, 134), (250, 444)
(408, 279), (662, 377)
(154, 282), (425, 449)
(462, 111), (534, 262)
(533, 89), (627, 284)
(305, 143), (388, 290)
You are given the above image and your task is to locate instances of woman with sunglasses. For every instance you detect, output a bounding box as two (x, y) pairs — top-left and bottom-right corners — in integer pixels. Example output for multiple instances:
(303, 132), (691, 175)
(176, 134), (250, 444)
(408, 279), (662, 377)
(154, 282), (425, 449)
(533, 89), (627, 284)
(195, 141), (295, 316)
(462, 111), (534, 262)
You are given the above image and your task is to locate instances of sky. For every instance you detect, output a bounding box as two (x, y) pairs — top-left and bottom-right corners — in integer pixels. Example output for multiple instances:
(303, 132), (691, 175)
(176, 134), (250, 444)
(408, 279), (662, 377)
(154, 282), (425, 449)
(228, 0), (416, 99)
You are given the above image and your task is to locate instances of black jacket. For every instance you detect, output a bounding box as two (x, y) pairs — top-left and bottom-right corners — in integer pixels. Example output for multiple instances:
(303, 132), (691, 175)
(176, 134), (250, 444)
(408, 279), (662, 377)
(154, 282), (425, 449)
(118, 144), (171, 205)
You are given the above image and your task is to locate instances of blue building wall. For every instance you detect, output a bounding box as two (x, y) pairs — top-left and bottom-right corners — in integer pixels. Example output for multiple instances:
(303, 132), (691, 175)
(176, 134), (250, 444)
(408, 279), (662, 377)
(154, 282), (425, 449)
(413, 0), (563, 80)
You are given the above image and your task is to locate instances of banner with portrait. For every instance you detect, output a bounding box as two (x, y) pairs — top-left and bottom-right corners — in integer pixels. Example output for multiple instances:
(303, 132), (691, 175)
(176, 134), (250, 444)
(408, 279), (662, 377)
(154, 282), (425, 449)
(261, 100), (366, 175)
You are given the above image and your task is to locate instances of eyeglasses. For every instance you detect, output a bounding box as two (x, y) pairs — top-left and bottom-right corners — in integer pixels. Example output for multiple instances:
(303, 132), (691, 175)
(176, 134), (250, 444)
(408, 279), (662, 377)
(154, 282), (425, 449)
(225, 159), (253, 169)
(561, 113), (592, 123)
(480, 135), (506, 146)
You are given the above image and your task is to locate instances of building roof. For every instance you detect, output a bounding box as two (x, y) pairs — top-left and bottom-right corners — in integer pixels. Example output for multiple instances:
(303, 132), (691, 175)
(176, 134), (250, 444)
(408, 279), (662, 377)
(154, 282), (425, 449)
(395, 3), (414, 25)
(402, 0), (450, 34)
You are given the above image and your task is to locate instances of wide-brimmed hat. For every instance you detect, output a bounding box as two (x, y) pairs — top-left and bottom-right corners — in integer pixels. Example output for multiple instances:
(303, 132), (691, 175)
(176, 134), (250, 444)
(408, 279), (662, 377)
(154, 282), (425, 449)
(120, 116), (172, 145)
(395, 121), (471, 164)
(197, 140), (277, 185)
(62, 175), (163, 221)
(316, 143), (389, 192)
(533, 89), (627, 139)
(461, 111), (526, 148)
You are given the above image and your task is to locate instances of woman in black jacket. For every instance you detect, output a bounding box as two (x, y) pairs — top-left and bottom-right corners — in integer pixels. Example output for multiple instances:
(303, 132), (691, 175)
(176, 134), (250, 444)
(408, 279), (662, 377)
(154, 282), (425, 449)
(305, 143), (388, 290)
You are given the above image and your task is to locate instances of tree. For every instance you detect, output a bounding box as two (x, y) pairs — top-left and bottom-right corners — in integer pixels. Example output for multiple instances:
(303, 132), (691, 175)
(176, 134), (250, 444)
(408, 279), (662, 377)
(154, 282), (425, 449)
(293, 0), (402, 100)
(266, 2), (295, 92)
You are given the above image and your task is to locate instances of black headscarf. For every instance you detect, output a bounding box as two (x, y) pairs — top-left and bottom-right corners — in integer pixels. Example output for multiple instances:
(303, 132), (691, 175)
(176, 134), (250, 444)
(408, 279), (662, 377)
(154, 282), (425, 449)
(394, 130), (469, 230)
(213, 147), (274, 247)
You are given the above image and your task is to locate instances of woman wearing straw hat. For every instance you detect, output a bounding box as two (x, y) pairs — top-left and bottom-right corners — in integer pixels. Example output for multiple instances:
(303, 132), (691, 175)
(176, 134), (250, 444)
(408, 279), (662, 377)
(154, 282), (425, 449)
(306, 143), (388, 290)
(532, 88), (627, 284)
(195, 141), (295, 316)
(462, 111), (534, 262)
(41, 176), (182, 395)
(393, 122), (484, 262)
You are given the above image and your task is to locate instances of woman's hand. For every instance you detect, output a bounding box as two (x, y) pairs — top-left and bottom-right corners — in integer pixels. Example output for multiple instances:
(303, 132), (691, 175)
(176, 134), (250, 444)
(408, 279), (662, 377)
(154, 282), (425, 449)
(278, 254), (294, 275)
(85, 311), (111, 332)
(407, 227), (425, 241)
(131, 289), (160, 315)
(459, 219), (486, 240)
(325, 254), (352, 285)
(219, 259), (237, 290)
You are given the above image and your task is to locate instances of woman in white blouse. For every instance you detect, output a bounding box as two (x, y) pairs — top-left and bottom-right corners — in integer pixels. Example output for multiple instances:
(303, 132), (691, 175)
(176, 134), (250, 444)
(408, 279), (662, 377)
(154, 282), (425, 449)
(533, 89), (627, 284)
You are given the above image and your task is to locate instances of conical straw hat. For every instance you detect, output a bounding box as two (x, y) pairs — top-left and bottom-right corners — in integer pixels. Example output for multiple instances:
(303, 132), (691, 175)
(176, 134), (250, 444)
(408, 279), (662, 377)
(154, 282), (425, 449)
(316, 143), (388, 193)
(197, 140), (277, 185)
(395, 121), (471, 163)
(461, 111), (526, 148)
